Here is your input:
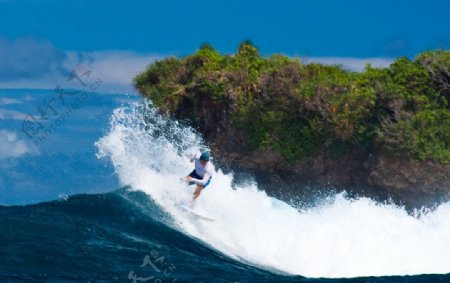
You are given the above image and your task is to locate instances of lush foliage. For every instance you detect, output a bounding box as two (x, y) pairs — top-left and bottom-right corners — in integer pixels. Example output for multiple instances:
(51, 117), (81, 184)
(134, 43), (450, 163)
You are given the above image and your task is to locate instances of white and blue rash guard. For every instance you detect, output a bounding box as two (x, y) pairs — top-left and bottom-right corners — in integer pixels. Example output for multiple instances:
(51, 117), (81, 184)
(189, 153), (214, 186)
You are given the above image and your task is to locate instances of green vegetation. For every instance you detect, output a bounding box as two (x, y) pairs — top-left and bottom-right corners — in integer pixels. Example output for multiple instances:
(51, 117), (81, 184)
(134, 42), (450, 164)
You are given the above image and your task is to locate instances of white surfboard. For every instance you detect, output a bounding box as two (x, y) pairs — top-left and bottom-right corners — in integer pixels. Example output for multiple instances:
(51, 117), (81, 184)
(180, 205), (215, 222)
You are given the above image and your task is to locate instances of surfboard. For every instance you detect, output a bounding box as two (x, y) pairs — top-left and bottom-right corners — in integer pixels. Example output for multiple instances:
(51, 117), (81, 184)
(180, 205), (215, 222)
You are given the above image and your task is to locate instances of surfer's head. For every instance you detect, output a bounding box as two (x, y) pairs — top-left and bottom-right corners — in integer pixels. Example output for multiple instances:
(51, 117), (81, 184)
(199, 151), (210, 165)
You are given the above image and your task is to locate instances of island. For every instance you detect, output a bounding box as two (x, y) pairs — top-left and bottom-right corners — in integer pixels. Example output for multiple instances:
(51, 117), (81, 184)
(134, 41), (450, 207)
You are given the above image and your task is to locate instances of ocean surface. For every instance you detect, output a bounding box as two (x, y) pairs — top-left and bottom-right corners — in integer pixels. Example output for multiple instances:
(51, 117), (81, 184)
(1, 89), (450, 282)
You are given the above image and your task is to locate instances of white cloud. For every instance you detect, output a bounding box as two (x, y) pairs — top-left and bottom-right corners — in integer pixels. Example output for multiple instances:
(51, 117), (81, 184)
(0, 36), (67, 81)
(0, 36), (163, 93)
(65, 51), (161, 85)
(0, 130), (37, 159)
(0, 108), (28, 120)
(304, 57), (395, 72)
(0, 97), (22, 105)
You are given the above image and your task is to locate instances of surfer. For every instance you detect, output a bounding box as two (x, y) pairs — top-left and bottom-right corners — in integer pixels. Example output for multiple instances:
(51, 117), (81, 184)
(186, 151), (213, 200)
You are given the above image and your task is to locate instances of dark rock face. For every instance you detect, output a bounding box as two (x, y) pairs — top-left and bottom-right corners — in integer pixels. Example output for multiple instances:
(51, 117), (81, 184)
(366, 155), (450, 206)
(179, 97), (450, 208)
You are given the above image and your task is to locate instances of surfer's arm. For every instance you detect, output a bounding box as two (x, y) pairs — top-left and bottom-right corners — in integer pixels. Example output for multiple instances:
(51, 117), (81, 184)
(188, 152), (199, 163)
(190, 172), (211, 186)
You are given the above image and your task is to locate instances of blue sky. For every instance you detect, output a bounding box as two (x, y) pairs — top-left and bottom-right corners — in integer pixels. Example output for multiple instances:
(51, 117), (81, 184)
(0, 0), (449, 89)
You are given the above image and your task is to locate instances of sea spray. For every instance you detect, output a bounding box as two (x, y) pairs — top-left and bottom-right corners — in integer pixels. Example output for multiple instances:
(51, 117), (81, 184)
(96, 100), (450, 278)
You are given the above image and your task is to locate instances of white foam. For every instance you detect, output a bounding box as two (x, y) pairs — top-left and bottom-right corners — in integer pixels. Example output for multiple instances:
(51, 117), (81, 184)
(96, 101), (450, 278)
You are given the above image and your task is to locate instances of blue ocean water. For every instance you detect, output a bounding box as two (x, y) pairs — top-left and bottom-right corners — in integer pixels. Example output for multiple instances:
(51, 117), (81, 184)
(1, 89), (450, 282)
(1, 188), (449, 283)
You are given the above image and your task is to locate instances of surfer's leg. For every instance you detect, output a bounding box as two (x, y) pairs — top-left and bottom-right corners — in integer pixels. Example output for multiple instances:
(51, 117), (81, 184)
(193, 185), (203, 200)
